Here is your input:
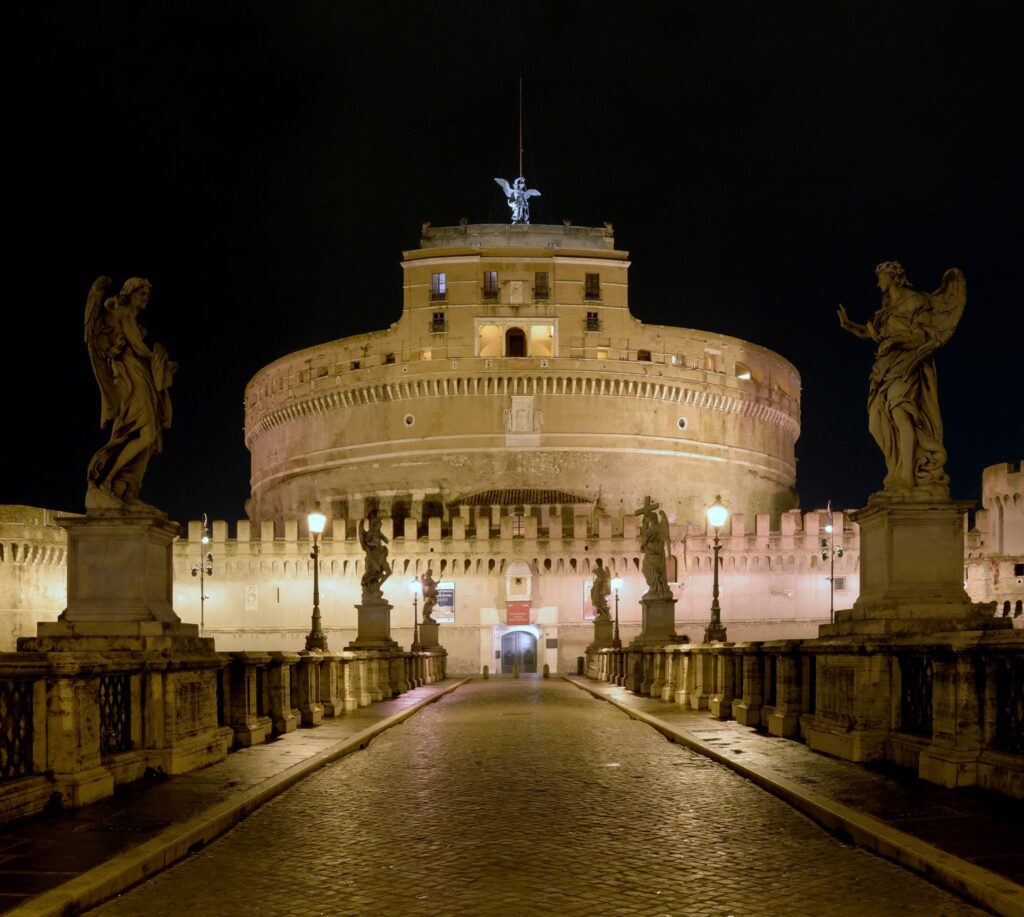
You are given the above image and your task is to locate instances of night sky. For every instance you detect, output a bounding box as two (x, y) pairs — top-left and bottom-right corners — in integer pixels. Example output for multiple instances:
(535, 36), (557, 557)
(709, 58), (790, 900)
(5, 2), (1021, 525)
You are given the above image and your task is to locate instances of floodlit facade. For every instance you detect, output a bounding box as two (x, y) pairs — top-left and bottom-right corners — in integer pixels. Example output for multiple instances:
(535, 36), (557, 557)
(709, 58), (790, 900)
(4, 222), (1019, 669)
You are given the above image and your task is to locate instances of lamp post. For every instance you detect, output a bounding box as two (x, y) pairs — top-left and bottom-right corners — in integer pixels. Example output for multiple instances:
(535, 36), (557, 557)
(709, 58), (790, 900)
(611, 576), (623, 649)
(704, 495), (729, 643)
(409, 578), (422, 649)
(820, 501), (845, 625)
(190, 512), (213, 636)
(304, 503), (328, 652)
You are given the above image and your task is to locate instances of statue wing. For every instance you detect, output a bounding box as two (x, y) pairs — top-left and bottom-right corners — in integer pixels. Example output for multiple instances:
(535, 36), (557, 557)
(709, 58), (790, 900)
(928, 268), (966, 348)
(525, 188), (542, 199)
(494, 177), (512, 198)
(84, 276), (118, 428)
(357, 518), (368, 552)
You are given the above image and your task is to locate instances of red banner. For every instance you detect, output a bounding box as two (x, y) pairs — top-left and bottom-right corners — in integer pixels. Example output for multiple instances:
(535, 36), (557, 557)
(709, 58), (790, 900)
(506, 601), (531, 625)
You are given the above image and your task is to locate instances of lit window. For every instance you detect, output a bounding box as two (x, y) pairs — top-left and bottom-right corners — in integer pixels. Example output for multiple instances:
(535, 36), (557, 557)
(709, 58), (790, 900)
(483, 271), (498, 299)
(512, 514), (526, 536)
(530, 324), (554, 357)
(431, 273), (447, 300)
(585, 273), (600, 301)
(534, 271), (550, 299)
(596, 348), (609, 360)
(421, 350), (432, 361)
(705, 351), (720, 372)
(479, 324), (501, 357)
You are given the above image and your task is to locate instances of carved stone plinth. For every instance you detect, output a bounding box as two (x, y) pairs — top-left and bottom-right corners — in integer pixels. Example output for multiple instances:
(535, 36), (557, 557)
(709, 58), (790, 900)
(587, 618), (613, 652)
(821, 498), (1007, 637)
(53, 510), (183, 626)
(347, 601), (399, 651)
(415, 621), (442, 651)
(630, 596), (678, 647)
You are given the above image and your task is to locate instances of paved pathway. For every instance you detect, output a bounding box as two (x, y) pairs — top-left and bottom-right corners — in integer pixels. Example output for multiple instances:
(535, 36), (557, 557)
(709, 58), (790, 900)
(91, 678), (980, 916)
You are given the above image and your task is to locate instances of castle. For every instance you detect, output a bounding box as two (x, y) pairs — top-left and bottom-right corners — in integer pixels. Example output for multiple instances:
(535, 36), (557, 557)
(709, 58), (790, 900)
(2, 222), (1019, 670)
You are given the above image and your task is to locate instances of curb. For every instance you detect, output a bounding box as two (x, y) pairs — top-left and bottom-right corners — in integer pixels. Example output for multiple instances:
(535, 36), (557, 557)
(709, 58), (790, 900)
(12, 679), (469, 917)
(565, 676), (1024, 917)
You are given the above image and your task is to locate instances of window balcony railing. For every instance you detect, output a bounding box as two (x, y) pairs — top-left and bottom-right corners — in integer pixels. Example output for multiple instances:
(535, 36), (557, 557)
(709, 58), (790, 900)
(429, 291), (447, 302)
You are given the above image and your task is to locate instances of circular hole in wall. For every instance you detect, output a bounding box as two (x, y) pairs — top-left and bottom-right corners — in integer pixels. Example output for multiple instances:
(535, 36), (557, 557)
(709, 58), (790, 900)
(676, 416), (688, 431)
(404, 414), (415, 427)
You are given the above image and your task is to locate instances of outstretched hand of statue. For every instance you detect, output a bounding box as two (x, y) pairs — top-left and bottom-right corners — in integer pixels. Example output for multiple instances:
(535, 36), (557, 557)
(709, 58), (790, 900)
(837, 304), (872, 340)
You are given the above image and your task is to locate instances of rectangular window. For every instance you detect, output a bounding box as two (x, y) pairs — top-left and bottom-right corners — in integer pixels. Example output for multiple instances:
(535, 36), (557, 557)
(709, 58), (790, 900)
(512, 514), (526, 536)
(430, 272), (447, 301)
(637, 349), (652, 361)
(421, 349), (432, 361)
(1015, 563), (1024, 577)
(585, 310), (600, 332)
(705, 350), (720, 372)
(430, 311), (447, 333)
(596, 348), (609, 360)
(585, 273), (601, 301)
(351, 360), (360, 370)
(534, 271), (550, 299)
(483, 271), (499, 299)
(384, 353), (395, 365)
(834, 576), (847, 591)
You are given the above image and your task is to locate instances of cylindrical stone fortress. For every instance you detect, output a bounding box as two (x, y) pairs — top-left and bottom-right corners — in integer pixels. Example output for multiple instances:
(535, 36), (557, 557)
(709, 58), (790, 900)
(244, 223), (800, 530)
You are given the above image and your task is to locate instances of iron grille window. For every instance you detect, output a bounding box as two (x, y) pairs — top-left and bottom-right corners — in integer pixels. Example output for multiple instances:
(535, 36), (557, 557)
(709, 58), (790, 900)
(0, 679), (33, 780)
(534, 271), (550, 300)
(512, 514), (526, 537)
(585, 311), (601, 332)
(584, 273), (601, 301)
(899, 656), (933, 737)
(482, 271), (499, 299)
(99, 674), (132, 755)
(430, 311), (447, 333)
(430, 272), (447, 301)
(995, 656), (1024, 754)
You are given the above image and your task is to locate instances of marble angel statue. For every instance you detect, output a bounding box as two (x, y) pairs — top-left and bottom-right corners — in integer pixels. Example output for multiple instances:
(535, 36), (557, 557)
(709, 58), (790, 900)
(358, 510), (393, 601)
(838, 262), (965, 498)
(636, 497), (672, 600)
(84, 276), (177, 511)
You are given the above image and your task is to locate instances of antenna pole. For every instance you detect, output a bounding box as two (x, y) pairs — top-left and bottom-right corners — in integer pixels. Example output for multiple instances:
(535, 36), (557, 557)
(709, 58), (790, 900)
(518, 76), (523, 177)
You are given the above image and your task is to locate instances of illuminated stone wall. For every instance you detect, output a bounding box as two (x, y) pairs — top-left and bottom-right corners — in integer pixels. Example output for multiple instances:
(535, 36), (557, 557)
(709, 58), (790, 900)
(244, 223), (801, 531)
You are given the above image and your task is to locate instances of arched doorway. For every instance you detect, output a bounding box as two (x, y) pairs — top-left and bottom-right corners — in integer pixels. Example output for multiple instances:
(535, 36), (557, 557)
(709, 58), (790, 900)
(505, 327), (526, 357)
(501, 630), (537, 673)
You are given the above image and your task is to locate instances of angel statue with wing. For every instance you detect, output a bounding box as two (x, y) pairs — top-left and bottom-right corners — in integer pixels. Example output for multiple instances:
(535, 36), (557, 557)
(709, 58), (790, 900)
(84, 276), (177, 512)
(358, 510), (392, 602)
(838, 262), (965, 499)
(494, 176), (541, 224)
(636, 497), (672, 601)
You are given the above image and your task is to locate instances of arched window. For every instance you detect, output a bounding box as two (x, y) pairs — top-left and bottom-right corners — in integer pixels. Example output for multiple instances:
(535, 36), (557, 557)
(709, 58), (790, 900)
(1003, 600), (1012, 617)
(1016, 600), (1023, 618)
(505, 327), (526, 357)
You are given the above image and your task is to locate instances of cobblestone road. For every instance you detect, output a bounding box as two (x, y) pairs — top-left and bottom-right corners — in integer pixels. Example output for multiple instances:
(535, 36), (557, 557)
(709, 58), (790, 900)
(93, 679), (980, 916)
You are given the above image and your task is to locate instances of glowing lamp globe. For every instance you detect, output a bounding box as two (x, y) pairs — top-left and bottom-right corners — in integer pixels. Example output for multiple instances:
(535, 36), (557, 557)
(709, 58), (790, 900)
(307, 503), (327, 536)
(706, 496), (728, 530)
(611, 576), (623, 592)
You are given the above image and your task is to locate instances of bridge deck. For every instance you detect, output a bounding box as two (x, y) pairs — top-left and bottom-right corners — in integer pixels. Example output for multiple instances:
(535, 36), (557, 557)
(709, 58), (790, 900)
(3, 677), (1023, 916)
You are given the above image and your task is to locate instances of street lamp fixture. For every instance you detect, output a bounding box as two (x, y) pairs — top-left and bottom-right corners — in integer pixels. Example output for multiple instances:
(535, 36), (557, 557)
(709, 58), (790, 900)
(409, 577), (422, 650)
(820, 501), (845, 624)
(611, 576), (623, 649)
(704, 495), (729, 643)
(304, 503), (329, 652)
(190, 512), (213, 635)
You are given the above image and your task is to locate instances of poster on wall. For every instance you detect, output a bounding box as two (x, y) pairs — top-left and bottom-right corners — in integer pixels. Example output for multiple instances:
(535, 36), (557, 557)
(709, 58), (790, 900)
(434, 581), (455, 623)
(583, 579), (596, 621)
(506, 601), (531, 625)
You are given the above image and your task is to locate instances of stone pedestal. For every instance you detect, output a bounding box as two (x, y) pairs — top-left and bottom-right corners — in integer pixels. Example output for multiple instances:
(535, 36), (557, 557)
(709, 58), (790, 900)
(630, 596), (678, 647)
(415, 620), (442, 651)
(805, 496), (1010, 773)
(587, 618), (613, 652)
(347, 601), (400, 651)
(821, 498), (1005, 637)
(55, 510), (182, 625)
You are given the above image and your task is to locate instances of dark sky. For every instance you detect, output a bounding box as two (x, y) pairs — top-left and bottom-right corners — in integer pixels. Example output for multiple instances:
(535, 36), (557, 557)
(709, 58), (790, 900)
(5, 1), (1021, 524)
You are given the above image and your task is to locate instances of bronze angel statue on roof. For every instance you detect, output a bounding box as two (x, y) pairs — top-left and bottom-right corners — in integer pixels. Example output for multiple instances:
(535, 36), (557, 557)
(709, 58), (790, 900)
(837, 262), (966, 499)
(84, 276), (177, 512)
(494, 176), (541, 224)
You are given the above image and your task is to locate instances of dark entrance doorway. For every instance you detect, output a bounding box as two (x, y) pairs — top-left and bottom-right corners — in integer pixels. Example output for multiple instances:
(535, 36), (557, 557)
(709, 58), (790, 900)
(505, 327), (526, 357)
(501, 631), (537, 673)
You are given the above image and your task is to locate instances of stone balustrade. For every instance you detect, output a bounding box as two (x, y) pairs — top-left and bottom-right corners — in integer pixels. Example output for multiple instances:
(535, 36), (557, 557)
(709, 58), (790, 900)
(588, 637), (1024, 799)
(0, 647), (447, 826)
